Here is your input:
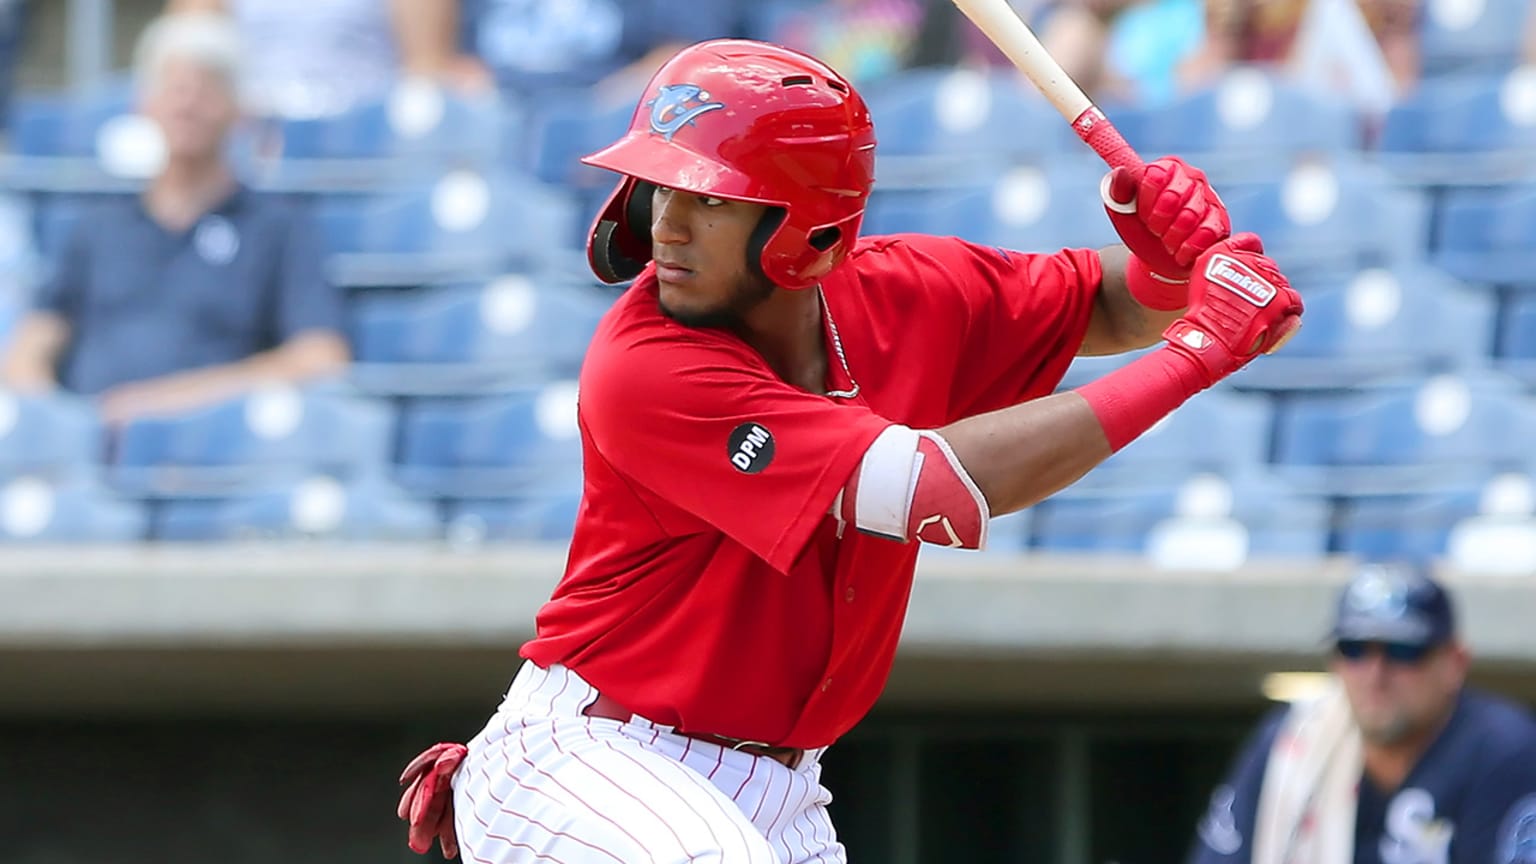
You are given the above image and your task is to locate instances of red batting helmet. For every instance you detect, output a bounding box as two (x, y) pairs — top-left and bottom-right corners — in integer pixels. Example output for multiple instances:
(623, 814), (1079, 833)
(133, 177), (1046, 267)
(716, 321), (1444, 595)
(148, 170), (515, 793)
(581, 39), (877, 290)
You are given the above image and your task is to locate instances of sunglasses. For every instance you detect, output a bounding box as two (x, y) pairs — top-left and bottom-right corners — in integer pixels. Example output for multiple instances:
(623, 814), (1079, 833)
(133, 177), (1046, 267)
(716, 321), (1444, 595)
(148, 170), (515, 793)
(1335, 639), (1434, 664)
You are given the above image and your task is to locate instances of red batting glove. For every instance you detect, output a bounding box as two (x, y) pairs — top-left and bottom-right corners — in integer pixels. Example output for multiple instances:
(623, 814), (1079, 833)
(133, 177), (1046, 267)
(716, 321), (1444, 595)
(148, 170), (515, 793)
(1163, 233), (1303, 387)
(1102, 156), (1231, 281)
(398, 742), (468, 858)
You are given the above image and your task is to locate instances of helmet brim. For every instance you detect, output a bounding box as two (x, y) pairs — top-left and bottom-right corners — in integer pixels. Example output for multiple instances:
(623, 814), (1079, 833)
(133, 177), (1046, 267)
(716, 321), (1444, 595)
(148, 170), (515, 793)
(582, 132), (789, 209)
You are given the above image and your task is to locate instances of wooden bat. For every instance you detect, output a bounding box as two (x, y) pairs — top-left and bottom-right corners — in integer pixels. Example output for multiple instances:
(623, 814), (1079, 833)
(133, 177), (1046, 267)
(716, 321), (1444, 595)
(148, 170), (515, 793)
(949, 0), (1143, 170)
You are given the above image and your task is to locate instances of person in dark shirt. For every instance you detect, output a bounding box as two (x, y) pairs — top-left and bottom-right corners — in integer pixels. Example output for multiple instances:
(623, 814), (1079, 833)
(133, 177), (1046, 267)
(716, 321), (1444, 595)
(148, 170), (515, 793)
(1, 12), (348, 424)
(1188, 562), (1536, 864)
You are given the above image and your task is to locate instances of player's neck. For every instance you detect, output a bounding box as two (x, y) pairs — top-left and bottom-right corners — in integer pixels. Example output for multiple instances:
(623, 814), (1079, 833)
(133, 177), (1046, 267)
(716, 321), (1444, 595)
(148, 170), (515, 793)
(735, 287), (829, 395)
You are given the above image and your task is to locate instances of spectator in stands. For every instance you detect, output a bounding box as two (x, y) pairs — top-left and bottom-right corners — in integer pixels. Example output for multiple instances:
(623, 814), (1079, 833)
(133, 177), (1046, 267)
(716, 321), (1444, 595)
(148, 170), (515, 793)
(1178, 0), (1419, 116)
(754, 0), (926, 86)
(463, 0), (745, 106)
(1187, 562), (1536, 864)
(0, 13), (348, 424)
(164, 0), (491, 120)
(944, 0), (1202, 107)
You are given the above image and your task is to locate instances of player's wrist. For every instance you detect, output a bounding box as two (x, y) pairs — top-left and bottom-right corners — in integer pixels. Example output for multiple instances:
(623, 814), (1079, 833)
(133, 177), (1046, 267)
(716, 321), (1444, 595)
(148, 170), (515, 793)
(1126, 253), (1190, 311)
(1076, 345), (1212, 452)
(1160, 319), (1246, 387)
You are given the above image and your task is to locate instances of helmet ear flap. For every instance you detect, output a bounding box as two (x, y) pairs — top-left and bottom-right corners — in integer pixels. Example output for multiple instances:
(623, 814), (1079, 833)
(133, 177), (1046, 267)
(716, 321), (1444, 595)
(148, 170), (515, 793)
(588, 179), (655, 284)
(626, 181), (655, 242)
(746, 207), (788, 282)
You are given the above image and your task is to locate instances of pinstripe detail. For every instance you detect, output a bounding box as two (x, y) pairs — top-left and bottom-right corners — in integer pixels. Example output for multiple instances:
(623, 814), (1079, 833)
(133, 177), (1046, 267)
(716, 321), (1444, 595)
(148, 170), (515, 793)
(454, 662), (845, 863)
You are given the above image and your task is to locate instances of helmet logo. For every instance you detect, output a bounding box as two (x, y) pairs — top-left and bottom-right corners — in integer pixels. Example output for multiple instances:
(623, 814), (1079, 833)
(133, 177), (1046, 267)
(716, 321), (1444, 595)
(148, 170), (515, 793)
(647, 84), (725, 141)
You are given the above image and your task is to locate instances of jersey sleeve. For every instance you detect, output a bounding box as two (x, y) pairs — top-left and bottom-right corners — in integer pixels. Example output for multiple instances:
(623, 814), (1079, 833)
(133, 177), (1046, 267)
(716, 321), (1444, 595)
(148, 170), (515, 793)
(32, 213), (91, 319)
(877, 235), (1103, 419)
(1454, 735), (1536, 864)
(579, 322), (893, 574)
(1187, 707), (1288, 864)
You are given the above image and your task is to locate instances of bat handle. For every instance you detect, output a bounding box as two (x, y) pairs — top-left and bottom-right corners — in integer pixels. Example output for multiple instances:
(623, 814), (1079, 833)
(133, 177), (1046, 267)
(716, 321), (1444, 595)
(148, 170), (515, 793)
(1071, 107), (1143, 170)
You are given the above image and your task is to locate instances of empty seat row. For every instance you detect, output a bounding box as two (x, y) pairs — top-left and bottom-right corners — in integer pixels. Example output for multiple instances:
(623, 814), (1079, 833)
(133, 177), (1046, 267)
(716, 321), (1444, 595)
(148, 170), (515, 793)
(11, 464), (1534, 577)
(0, 473), (580, 544)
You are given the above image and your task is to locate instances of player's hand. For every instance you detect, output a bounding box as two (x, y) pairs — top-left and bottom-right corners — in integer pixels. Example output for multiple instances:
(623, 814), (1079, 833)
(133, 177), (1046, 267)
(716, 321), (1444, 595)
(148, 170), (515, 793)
(1163, 233), (1303, 386)
(398, 741), (468, 858)
(1101, 155), (1230, 280)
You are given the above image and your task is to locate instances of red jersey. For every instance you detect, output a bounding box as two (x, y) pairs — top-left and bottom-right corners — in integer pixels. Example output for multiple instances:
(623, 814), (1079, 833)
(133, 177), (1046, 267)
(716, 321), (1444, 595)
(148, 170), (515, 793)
(521, 234), (1102, 748)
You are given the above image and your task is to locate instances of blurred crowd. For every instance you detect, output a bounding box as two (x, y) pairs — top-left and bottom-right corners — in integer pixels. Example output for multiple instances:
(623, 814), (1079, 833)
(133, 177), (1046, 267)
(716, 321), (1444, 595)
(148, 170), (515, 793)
(2, 0), (1533, 421)
(0, 0), (1529, 550)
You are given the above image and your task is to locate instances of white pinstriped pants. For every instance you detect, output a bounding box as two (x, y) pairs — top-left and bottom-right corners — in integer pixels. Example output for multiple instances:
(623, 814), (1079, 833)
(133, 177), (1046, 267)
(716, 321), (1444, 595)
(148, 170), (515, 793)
(452, 660), (845, 864)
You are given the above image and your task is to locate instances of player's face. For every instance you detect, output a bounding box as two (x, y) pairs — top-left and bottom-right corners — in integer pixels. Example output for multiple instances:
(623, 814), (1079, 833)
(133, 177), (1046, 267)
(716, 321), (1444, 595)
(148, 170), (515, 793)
(650, 185), (775, 329)
(1332, 640), (1469, 746)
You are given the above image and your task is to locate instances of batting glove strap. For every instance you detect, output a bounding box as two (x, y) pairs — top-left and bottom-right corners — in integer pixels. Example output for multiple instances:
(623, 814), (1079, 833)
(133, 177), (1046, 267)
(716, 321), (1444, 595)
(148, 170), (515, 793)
(1126, 253), (1190, 312)
(1161, 319), (1249, 386)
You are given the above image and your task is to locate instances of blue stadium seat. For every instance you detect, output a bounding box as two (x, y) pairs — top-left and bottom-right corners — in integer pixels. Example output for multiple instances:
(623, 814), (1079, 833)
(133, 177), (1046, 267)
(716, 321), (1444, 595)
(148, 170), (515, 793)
(1380, 74), (1535, 154)
(315, 171), (580, 283)
(1128, 67), (1359, 163)
(1227, 264), (1496, 390)
(113, 388), (395, 495)
(522, 93), (634, 187)
(1030, 469), (1330, 563)
(0, 391), (101, 477)
(1499, 292), (1536, 383)
(7, 78), (134, 157)
(1097, 387), (1274, 479)
(397, 382), (583, 496)
(0, 476), (146, 542)
(1272, 372), (1536, 493)
(349, 276), (612, 394)
(155, 476), (440, 541)
(1433, 183), (1536, 286)
(1334, 478), (1491, 565)
(1218, 156), (1430, 275)
(275, 82), (504, 162)
(1057, 349), (1141, 390)
(445, 489), (583, 543)
(1419, 0), (1528, 76)
(0, 193), (36, 275)
(863, 67), (1070, 159)
(862, 157), (1116, 250)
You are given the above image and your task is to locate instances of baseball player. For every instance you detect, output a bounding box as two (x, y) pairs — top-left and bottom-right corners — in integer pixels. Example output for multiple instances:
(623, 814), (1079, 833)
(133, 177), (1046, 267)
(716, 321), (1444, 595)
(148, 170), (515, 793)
(1188, 563), (1536, 864)
(397, 38), (1303, 863)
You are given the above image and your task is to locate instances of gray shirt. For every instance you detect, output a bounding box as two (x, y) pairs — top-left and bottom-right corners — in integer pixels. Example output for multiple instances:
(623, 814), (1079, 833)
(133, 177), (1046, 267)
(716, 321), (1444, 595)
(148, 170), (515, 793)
(36, 186), (343, 395)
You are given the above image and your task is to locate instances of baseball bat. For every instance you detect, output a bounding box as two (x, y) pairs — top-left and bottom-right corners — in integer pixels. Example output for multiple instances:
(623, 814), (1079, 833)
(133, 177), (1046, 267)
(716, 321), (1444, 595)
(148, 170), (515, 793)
(949, 0), (1142, 171)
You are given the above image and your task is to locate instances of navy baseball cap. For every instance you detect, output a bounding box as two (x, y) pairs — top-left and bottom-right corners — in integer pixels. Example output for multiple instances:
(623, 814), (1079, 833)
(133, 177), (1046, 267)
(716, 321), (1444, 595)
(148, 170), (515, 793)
(1331, 562), (1456, 648)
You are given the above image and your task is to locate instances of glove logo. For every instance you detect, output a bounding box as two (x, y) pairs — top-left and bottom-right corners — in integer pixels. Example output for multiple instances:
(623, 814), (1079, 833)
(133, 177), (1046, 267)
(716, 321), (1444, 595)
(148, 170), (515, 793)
(1180, 329), (1209, 350)
(1206, 254), (1277, 307)
(647, 84), (725, 142)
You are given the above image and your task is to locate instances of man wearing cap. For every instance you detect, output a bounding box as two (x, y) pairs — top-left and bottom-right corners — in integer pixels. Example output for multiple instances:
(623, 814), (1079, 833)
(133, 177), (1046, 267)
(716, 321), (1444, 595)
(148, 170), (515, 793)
(1187, 562), (1536, 864)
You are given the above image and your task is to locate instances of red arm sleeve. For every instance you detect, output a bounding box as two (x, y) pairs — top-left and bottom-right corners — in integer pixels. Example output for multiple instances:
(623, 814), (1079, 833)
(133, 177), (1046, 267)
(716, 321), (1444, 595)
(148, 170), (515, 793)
(579, 323), (893, 574)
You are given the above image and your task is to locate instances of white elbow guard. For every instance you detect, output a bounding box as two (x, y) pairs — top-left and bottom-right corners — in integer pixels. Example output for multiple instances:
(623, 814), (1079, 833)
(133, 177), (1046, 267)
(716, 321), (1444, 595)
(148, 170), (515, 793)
(831, 425), (990, 549)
